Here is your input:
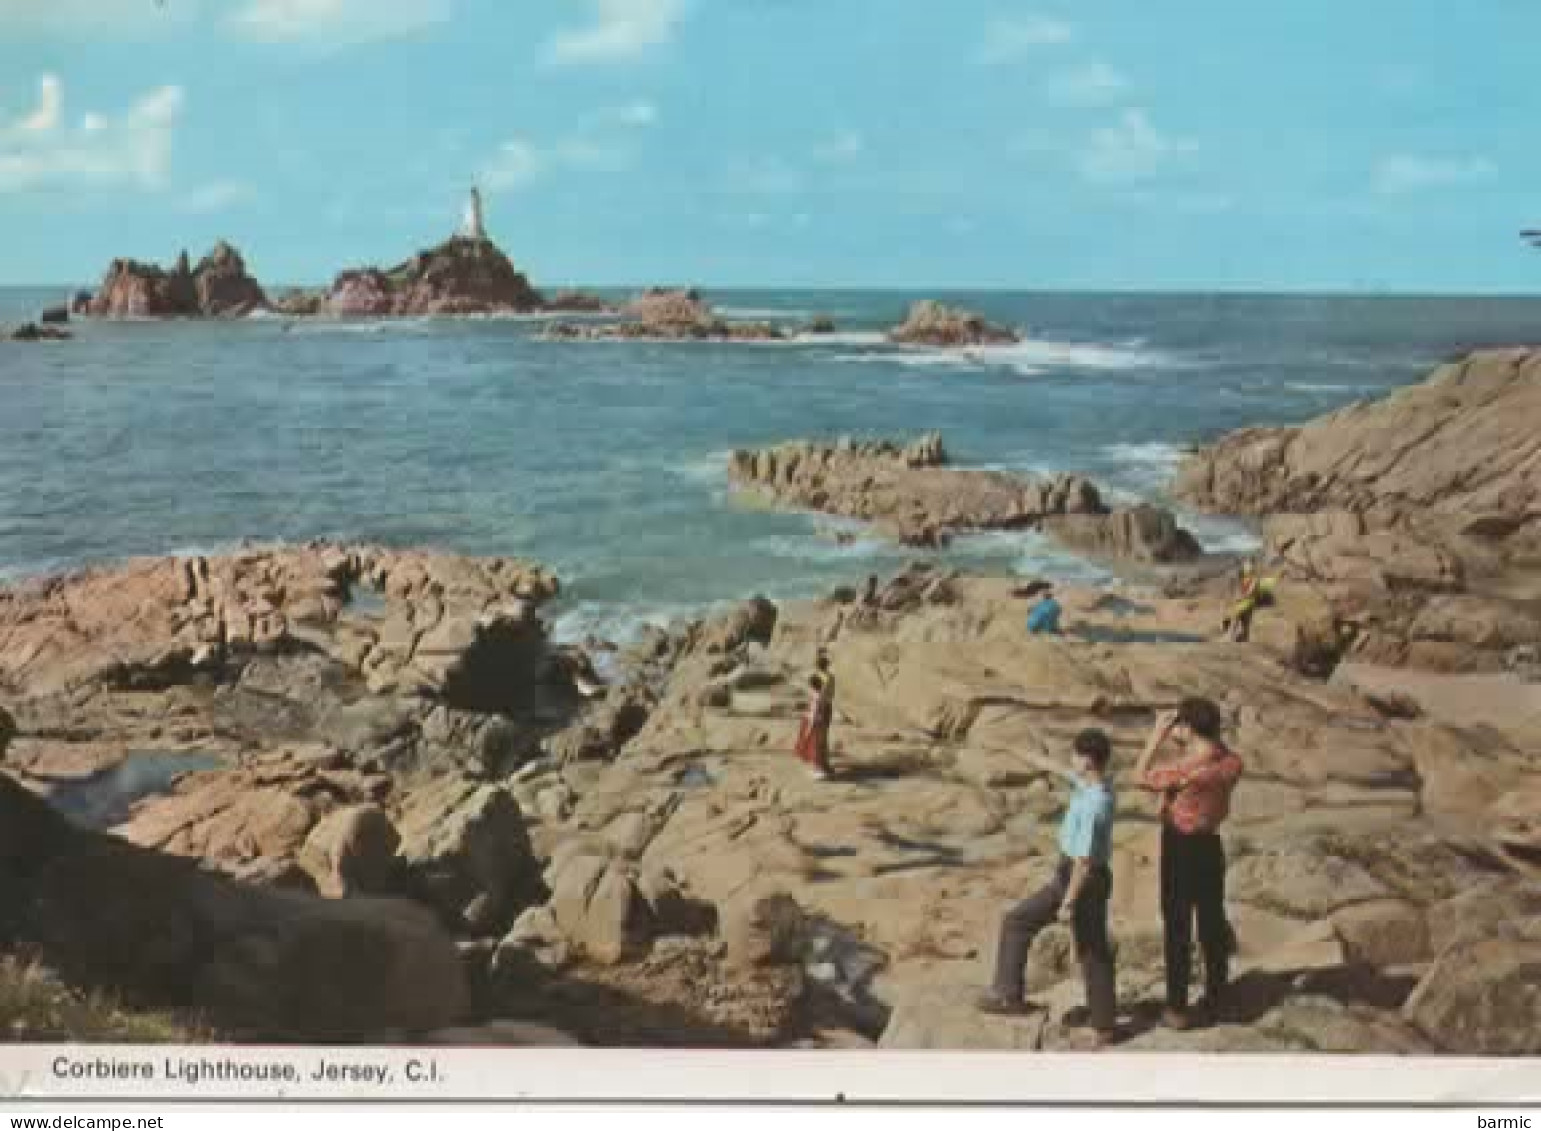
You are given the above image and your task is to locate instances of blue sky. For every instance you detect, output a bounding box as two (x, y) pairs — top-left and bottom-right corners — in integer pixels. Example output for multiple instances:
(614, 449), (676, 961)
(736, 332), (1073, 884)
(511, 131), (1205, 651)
(0, 0), (1537, 290)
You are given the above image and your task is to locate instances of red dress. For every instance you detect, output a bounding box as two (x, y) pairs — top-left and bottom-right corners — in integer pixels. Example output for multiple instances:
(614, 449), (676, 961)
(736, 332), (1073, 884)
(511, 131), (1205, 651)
(795, 695), (832, 772)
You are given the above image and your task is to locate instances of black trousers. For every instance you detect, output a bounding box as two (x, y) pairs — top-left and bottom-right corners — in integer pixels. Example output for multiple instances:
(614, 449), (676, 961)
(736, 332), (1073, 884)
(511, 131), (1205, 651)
(1160, 824), (1231, 1010)
(990, 856), (1117, 1031)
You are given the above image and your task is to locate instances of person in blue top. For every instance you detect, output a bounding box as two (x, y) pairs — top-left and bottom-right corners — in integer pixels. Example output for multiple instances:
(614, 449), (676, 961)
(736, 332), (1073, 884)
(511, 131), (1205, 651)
(978, 728), (1118, 1046)
(1026, 588), (1063, 635)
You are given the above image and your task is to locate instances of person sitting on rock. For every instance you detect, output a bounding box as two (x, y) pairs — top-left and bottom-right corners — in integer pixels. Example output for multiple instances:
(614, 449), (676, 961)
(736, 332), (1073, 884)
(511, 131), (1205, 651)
(978, 728), (1118, 1046)
(1027, 588), (1063, 635)
(1223, 561), (1264, 642)
(1136, 697), (1243, 1030)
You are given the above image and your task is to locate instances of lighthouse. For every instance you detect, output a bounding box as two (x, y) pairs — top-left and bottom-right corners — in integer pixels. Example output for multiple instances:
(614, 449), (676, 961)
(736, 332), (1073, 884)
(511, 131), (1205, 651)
(460, 186), (486, 241)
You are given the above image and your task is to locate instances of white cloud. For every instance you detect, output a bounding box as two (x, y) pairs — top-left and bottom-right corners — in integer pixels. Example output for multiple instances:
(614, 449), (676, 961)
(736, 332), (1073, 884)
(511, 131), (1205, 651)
(607, 100), (658, 127)
(479, 100), (658, 192)
(227, 0), (452, 49)
(178, 179), (257, 214)
(0, 0), (200, 35)
(1373, 154), (1496, 195)
(1045, 61), (1129, 107)
(814, 130), (865, 163)
(15, 74), (63, 133)
(0, 75), (185, 193)
(481, 139), (543, 192)
(545, 0), (687, 65)
(1076, 108), (1196, 183)
(978, 14), (1074, 64)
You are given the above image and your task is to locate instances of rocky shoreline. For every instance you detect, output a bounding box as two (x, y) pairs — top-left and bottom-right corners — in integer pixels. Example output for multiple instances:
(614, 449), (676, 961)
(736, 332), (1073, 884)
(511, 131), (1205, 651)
(2, 349), (1538, 1052)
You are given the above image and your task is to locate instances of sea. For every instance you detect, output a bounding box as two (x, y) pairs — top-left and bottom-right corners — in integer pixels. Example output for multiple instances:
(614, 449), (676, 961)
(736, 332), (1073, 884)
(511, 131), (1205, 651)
(4, 287), (1539, 643)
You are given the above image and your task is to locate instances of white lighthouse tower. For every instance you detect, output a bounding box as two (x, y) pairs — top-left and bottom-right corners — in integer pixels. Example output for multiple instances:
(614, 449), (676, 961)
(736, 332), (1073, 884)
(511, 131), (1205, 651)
(459, 186), (486, 241)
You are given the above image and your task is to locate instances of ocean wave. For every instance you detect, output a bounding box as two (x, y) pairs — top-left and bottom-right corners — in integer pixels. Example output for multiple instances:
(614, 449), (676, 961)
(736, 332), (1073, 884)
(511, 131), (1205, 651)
(1102, 440), (1186, 489)
(752, 525), (895, 564)
(286, 318), (437, 336)
(831, 336), (1167, 377)
(672, 450), (733, 486)
(1179, 512), (1263, 554)
(548, 600), (704, 646)
(717, 306), (812, 320)
(791, 330), (887, 347)
(1285, 382), (1381, 394)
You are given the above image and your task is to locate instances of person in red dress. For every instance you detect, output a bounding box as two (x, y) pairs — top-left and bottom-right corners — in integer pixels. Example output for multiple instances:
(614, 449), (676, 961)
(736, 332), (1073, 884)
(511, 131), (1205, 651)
(794, 655), (836, 780)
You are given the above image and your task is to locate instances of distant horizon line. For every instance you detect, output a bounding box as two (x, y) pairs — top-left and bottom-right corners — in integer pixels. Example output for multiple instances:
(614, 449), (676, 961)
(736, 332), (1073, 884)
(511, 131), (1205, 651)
(4, 281), (1541, 301)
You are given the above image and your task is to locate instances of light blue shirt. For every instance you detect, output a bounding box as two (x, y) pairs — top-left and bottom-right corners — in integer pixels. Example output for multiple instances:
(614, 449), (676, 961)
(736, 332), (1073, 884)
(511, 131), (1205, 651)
(1027, 597), (1062, 635)
(1058, 779), (1115, 865)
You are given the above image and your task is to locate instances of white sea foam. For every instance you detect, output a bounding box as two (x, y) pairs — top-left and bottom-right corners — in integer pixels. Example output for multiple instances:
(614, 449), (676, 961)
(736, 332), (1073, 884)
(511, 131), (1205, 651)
(717, 306), (812, 320)
(672, 450), (733, 485)
(288, 318), (436, 336)
(548, 600), (702, 646)
(752, 526), (895, 564)
(1179, 512), (1264, 554)
(1102, 440), (1187, 493)
(1285, 382), (1380, 395)
(831, 336), (1166, 377)
(792, 330), (887, 347)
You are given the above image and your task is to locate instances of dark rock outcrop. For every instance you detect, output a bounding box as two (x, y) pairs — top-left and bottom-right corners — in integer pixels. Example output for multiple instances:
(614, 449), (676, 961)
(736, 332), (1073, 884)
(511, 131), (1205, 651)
(0, 772), (467, 1041)
(1176, 349), (1541, 671)
(83, 243), (268, 318)
(542, 287), (784, 342)
(7, 322), (71, 342)
(886, 300), (1020, 348)
(729, 433), (1199, 560)
(326, 236), (542, 317)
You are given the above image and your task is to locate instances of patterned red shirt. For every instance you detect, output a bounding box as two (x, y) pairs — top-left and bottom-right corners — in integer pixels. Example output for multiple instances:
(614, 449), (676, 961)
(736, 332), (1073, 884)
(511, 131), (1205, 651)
(1143, 746), (1243, 834)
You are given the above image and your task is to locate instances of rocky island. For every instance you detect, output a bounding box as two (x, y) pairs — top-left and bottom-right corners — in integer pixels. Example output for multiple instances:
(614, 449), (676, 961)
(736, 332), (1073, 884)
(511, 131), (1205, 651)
(75, 241), (269, 319)
(728, 432), (1202, 561)
(887, 300), (1022, 348)
(71, 189), (611, 322)
(542, 287), (785, 342)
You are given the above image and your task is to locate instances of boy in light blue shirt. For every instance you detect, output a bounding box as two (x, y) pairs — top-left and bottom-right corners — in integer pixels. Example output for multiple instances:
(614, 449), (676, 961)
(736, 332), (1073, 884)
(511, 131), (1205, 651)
(978, 728), (1118, 1045)
(1027, 589), (1063, 635)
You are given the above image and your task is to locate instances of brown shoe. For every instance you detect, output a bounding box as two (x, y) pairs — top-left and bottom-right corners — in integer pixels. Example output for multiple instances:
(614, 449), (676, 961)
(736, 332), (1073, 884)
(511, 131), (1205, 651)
(1162, 1006), (1191, 1031)
(976, 992), (1035, 1017)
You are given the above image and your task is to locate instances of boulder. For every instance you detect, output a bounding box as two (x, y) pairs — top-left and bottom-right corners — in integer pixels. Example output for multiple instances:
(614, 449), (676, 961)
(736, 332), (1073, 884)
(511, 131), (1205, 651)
(886, 300), (1021, 348)
(1044, 505), (1203, 564)
(395, 780), (543, 934)
(192, 242), (269, 316)
(297, 804), (402, 898)
(689, 598), (779, 655)
(541, 287), (784, 342)
(721, 888), (807, 971)
(1229, 847), (1389, 919)
(1330, 899), (1430, 969)
(546, 853), (654, 965)
(879, 982), (1045, 1049)
(1, 773), (466, 1040)
(1403, 930), (1541, 1055)
(8, 322), (72, 342)
(727, 435), (1119, 550)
